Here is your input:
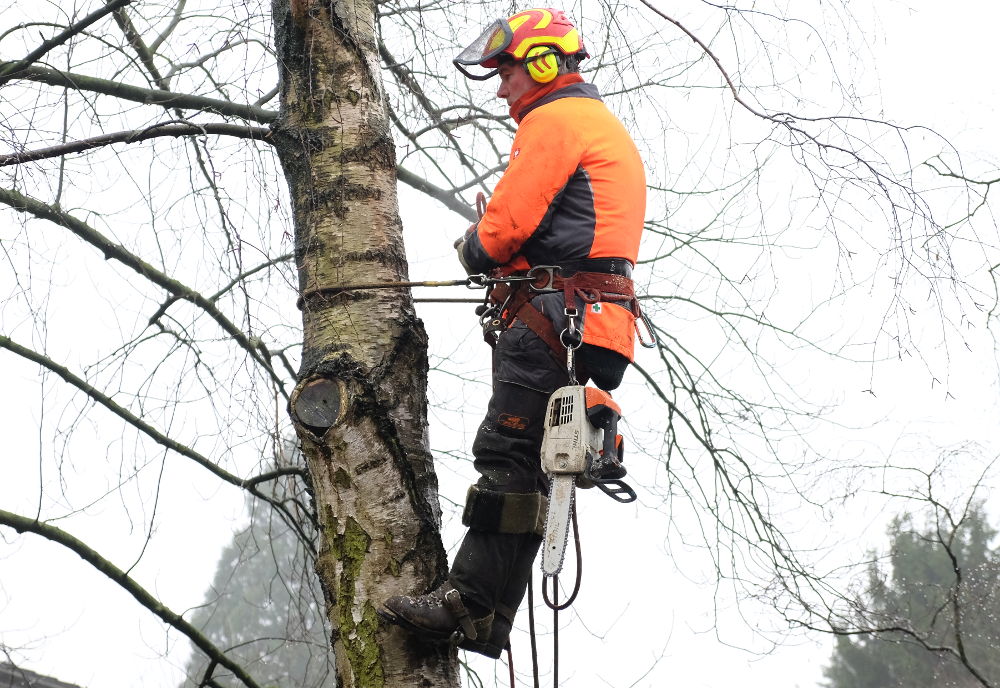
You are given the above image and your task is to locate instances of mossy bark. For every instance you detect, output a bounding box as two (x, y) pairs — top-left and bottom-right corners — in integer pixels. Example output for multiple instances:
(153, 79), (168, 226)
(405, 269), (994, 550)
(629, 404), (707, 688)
(270, 1), (459, 685)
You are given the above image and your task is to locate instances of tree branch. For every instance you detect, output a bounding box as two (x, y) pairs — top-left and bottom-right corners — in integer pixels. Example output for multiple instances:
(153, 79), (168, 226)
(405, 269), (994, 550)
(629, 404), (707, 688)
(148, 0), (186, 54)
(0, 63), (277, 124)
(0, 333), (315, 551)
(637, 1), (773, 122)
(2, 128), (476, 239)
(0, 187), (289, 395)
(110, 2), (168, 89)
(397, 165), (477, 222)
(1, 333), (249, 490)
(0, 508), (267, 688)
(0, 0), (133, 83)
(0, 122), (272, 166)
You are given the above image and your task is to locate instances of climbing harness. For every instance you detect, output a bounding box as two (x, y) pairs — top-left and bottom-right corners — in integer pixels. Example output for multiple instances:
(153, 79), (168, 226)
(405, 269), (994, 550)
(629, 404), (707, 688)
(474, 262), (657, 356)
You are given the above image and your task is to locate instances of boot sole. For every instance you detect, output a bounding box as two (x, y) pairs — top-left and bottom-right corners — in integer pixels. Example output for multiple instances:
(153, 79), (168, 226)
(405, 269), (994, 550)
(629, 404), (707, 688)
(458, 637), (506, 659)
(378, 607), (507, 659)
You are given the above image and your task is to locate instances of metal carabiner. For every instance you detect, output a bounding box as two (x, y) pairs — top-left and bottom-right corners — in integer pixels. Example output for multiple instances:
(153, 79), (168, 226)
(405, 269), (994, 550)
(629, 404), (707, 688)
(560, 307), (582, 346)
(466, 274), (489, 289)
(559, 306), (582, 384)
(635, 311), (658, 348)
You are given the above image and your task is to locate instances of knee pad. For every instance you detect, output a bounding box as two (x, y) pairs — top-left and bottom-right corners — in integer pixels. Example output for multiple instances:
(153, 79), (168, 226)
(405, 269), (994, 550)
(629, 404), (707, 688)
(461, 486), (547, 536)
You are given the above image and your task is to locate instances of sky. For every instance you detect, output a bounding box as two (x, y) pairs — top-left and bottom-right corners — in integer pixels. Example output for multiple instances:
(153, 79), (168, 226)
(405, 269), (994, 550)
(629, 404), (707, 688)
(1, 1), (999, 688)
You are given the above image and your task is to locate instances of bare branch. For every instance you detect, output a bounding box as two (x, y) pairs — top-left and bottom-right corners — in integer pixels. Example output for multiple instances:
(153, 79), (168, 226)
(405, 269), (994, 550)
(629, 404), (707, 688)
(637, 1), (771, 121)
(148, 0), (186, 54)
(0, 333), (313, 548)
(110, 2), (169, 89)
(0, 0), (132, 84)
(0, 333), (279, 492)
(0, 63), (277, 124)
(0, 508), (267, 688)
(0, 122), (272, 166)
(397, 165), (477, 222)
(0, 187), (290, 396)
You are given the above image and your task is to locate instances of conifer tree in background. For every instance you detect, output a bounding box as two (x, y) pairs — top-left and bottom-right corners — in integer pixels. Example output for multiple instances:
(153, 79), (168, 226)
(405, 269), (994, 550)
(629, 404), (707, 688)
(179, 479), (334, 688)
(824, 504), (1000, 688)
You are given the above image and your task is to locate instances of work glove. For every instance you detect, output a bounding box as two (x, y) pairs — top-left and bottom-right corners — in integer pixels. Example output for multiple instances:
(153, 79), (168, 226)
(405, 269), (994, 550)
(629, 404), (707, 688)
(454, 236), (473, 274)
(454, 223), (477, 274)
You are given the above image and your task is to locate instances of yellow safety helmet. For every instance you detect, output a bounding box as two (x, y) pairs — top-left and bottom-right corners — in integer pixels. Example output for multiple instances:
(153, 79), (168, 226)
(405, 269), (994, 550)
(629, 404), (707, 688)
(453, 8), (588, 82)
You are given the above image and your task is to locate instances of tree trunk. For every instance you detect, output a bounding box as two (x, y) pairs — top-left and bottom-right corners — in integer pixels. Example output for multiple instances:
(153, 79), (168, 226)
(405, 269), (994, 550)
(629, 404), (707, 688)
(270, 1), (460, 685)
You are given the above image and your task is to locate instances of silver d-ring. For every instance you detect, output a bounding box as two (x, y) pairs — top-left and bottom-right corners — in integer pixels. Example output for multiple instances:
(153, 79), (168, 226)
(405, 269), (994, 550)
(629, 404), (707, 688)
(527, 265), (560, 292)
(559, 327), (582, 350)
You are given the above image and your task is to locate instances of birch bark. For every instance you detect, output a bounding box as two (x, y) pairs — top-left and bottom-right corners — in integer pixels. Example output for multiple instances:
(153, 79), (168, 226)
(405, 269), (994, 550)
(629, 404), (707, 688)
(271, 1), (460, 685)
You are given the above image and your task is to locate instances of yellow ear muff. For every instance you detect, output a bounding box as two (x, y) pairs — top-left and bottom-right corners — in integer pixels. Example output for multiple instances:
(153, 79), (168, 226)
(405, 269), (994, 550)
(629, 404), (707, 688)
(524, 46), (559, 84)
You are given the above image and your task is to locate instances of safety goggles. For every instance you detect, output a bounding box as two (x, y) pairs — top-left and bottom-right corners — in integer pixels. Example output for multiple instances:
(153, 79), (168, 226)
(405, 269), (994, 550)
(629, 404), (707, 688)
(453, 19), (514, 80)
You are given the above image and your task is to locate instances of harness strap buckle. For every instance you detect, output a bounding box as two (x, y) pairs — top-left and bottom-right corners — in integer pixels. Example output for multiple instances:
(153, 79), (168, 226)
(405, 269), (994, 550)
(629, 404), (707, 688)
(526, 265), (561, 292)
(443, 588), (479, 641)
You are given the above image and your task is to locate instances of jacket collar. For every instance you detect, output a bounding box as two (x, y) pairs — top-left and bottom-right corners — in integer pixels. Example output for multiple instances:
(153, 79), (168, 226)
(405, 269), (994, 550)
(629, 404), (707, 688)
(509, 74), (602, 123)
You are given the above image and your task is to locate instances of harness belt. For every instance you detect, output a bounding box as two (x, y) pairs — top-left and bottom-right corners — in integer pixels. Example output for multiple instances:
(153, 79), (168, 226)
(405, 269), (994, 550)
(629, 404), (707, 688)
(482, 259), (643, 357)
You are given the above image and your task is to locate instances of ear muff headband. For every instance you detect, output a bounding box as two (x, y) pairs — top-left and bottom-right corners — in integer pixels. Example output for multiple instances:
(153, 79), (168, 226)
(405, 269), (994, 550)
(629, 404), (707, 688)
(524, 46), (559, 83)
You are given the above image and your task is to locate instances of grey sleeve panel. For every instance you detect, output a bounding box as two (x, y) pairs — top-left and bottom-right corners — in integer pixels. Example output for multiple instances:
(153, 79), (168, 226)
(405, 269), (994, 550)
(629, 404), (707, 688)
(520, 166), (596, 266)
(463, 231), (502, 273)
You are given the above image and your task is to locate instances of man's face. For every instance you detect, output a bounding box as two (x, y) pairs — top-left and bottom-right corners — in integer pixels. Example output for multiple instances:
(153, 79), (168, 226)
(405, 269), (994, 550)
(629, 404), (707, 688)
(496, 62), (538, 106)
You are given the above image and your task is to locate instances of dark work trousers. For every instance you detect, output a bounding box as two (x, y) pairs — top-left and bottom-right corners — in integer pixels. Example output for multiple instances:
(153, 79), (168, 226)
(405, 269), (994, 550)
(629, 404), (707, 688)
(448, 321), (568, 617)
(448, 315), (628, 621)
(449, 286), (629, 621)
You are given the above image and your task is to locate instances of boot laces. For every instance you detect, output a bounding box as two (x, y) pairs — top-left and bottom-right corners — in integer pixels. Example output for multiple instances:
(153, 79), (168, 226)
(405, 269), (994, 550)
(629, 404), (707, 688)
(406, 587), (447, 609)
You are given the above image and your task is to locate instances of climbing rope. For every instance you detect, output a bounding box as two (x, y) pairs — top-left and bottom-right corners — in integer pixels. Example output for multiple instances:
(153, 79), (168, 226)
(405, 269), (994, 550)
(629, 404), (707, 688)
(516, 503), (584, 688)
(542, 504), (583, 611)
(296, 276), (484, 309)
(295, 268), (559, 310)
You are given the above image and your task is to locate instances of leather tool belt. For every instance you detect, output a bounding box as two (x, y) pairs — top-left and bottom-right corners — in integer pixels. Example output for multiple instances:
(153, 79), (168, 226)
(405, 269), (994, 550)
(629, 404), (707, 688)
(481, 259), (642, 357)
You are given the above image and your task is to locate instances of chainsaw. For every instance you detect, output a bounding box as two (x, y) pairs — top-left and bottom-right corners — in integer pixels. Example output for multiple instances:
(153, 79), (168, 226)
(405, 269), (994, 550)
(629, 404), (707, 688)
(539, 385), (637, 576)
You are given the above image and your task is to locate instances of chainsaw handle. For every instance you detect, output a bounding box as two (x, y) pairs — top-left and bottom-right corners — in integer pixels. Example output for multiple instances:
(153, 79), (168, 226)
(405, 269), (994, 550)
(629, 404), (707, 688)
(586, 401), (620, 462)
(601, 418), (618, 461)
(595, 479), (637, 503)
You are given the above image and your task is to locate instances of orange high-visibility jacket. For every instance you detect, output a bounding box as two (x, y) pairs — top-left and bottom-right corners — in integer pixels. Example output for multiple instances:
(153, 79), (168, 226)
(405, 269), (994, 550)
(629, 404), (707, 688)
(461, 79), (646, 359)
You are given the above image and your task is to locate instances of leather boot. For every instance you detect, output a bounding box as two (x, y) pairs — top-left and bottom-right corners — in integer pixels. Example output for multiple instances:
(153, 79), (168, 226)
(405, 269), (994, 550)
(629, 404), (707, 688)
(380, 582), (493, 644)
(459, 534), (542, 659)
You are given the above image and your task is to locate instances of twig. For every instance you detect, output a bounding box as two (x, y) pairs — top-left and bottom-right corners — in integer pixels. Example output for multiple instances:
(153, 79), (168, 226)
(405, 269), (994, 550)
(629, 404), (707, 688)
(0, 0), (132, 83)
(0, 187), (289, 396)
